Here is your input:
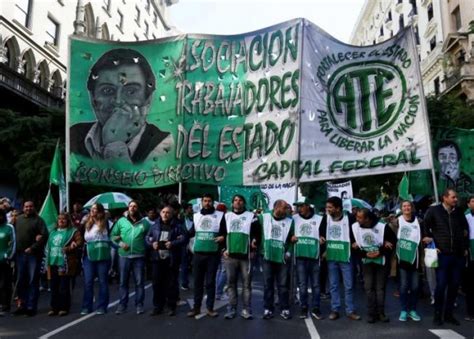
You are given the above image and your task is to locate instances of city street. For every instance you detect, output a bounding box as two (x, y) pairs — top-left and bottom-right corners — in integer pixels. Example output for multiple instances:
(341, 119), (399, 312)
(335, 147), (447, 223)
(0, 271), (472, 339)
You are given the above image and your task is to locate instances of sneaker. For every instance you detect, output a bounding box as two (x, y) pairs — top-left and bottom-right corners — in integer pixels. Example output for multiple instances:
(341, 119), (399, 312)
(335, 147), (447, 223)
(399, 311), (408, 322)
(408, 310), (421, 322)
(115, 305), (126, 315)
(150, 308), (163, 316)
(80, 309), (90, 315)
(320, 292), (330, 300)
(430, 296), (435, 305)
(329, 311), (340, 320)
(240, 309), (253, 320)
(311, 308), (323, 320)
(444, 315), (460, 326)
(58, 311), (68, 317)
(181, 285), (189, 291)
(207, 309), (219, 318)
(96, 309), (106, 315)
(378, 313), (390, 323)
(280, 309), (291, 320)
(136, 305), (144, 315)
(262, 309), (274, 319)
(299, 307), (308, 319)
(347, 312), (361, 321)
(224, 307), (236, 319)
(367, 315), (376, 324)
(187, 308), (200, 317)
(48, 310), (57, 316)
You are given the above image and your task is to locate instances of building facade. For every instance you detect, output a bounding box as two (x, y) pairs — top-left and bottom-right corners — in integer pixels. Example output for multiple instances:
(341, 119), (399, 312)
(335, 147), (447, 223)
(350, 0), (474, 102)
(0, 0), (178, 112)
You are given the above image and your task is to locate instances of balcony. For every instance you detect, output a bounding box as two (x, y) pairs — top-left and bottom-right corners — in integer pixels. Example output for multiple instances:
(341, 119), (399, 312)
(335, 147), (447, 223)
(444, 63), (474, 93)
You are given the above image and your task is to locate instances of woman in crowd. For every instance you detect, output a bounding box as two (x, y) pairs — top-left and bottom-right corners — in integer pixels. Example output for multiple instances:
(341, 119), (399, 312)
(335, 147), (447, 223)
(81, 203), (112, 315)
(45, 213), (82, 316)
(0, 209), (15, 315)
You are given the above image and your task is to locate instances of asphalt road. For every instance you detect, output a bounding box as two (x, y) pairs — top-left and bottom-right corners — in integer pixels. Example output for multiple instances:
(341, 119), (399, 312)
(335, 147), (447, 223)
(0, 270), (473, 339)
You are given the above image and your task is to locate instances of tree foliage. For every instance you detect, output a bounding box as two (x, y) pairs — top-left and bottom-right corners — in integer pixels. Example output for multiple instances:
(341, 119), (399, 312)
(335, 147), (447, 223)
(426, 93), (474, 130)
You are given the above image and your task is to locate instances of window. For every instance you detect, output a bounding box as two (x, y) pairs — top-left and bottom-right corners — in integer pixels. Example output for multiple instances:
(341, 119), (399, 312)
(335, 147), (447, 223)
(452, 6), (462, 30)
(380, 26), (384, 37)
(430, 36), (436, 51)
(15, 0), (32, 27)
(117, 10), (124, 30)
(387, 10), (392, 22)
(427, 3), (434, 21)
(434, 77), (440, 96)
(399, 14), (404, 29)
(135, 6), (141, 25)
(144, 21), (149, 38)
(46, 15), (60, 46)
(414, 26), (420, 45)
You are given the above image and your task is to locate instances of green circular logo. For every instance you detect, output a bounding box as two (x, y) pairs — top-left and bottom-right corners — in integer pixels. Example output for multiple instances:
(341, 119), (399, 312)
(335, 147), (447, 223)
(362, 233), (375, 246)
(328, 224), (342, 239)
(230, 219), (243, 232)
(327, 61), (406, 138)
(200, 218), (213, 231)
(299, 223), (312, 236)
(400, 226), (412, 239)
(271, 225), (282, 238)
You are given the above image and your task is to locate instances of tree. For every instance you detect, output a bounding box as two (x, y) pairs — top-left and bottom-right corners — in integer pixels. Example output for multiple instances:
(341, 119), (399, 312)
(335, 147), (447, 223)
(426, 94), (474, 129)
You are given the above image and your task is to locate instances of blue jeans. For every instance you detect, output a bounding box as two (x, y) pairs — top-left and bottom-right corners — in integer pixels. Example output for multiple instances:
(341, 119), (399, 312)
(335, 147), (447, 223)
(296, 258), (320, 309)
(434, 254), (465, 315)
(82, 256), (111, 312)
(263, 259), (289, 311)
(328, 260), (355, 314)
(16, 253), (41, 311)
(119, 256), (145, 308)
(399, 268), (419, 312)
(179, 244), (191, 288)
(216, 257), (227, 297)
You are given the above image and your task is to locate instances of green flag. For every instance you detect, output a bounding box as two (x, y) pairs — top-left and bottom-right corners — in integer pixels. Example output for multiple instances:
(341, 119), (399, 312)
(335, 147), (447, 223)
(398, 174), (413, 201)
(49, 141), (66, 211)
(39, 189), (58, 232)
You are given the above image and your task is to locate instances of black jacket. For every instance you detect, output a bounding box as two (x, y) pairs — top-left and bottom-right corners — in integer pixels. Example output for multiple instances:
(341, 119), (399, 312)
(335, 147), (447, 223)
(146, 218), (186, 265)
(423, 204), (469, 256)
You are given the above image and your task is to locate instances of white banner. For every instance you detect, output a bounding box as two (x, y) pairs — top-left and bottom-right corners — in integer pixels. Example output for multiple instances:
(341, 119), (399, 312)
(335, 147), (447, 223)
(299, 23), (432, 182)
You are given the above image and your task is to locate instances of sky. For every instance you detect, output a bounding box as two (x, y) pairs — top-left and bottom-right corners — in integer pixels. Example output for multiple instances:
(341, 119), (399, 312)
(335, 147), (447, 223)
(168, 0), (366, 43)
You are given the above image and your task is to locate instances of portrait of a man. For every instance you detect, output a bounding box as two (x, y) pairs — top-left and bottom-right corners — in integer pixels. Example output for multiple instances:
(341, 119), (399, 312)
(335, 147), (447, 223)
(436, 140), (472, 195)
(70, 48), (173, 164)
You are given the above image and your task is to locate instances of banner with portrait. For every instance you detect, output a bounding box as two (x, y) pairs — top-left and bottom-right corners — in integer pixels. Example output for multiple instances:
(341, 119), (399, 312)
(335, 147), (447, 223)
(67, 19), (431, 189)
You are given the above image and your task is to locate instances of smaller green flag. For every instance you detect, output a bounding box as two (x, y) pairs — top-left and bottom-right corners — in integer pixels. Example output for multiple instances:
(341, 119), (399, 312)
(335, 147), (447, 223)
(49, 140), (66, 211)
(398, 174), (413, 201)
(39, 189), (58, 232)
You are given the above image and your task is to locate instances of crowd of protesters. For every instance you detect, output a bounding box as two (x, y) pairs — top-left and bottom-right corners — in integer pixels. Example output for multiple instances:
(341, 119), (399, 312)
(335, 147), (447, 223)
(0, 188), (473, 326)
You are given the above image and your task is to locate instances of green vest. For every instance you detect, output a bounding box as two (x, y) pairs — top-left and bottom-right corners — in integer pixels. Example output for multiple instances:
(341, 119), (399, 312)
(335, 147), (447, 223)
(396, 216), (420, 265)
(47, 227), (75, 267)
(0, 223), (15, 262)
(193, 211), (224, 253)
(352, 221), (385, 265)
(262, 213), (292, 264)
(466, 212), (474, 261)
(325, 214), (351, 263)
(225, 211), (253, 255)
(294, 214), (322, 259)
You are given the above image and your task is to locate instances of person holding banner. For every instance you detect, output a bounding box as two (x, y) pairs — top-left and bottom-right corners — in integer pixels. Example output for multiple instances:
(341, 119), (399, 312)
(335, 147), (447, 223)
(112, 200), (151, 315)
(45, 213), (83, 316)
(393, 201), (423, 322)
(13, 201), (48, 317)
(319, 197), (360, 321)
(464, 195), (474, 321)
(0, 209), (15, 316)
(223, 195), (260, 320)
(81, 203), (112, 315)
(259, 199), (294, 320)
(186, 194), (226, 318)
(423, 188), (469, 326)
(352, 208), (396, 323)
(292, 199), (323, 320)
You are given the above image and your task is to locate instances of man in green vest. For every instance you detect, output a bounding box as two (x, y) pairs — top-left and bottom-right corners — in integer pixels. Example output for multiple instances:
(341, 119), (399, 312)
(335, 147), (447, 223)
(223, 194), (260, 320)
(352, 208), (396, 323)
(187, 193), (227, 318)
(260, 199), (294, 320)
(111, 200), (151, 315)
(319, 197), (360, 321)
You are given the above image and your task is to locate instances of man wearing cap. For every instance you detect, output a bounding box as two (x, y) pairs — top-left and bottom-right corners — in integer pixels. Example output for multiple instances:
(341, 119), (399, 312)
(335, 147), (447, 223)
(292, 198), (324, 320)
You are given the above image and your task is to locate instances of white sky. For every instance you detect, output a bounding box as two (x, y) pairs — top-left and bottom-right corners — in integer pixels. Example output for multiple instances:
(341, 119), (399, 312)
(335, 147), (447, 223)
(168, 0), (366, 43)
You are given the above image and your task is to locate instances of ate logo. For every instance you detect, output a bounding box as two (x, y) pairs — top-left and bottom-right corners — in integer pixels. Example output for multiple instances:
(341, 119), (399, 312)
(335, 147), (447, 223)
(400, 226), (412, 239)
(230, 219), (243, 232)
(200, 218), (213, 231)
(271, 225), (282, 239)
(53, 234), (63, 246)
(299, 223), (312, 236)
(327, 61), (406, 138)
(362, 233), (376, 246)
(328, 224), (342, 239)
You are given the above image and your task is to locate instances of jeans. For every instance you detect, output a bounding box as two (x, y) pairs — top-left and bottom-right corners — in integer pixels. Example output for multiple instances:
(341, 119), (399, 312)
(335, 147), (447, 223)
(119, 256), (145, 308)
(464, 260), (474, 317)
(328, 261), (354, 314)
(434, 254), (465, 316)
(225, 256), (252, 309)
(151, 258), (179, 310)
(179, 245), (191, 288)
(296, 258), (320, 310)
(193, 253), (220, 310)
(362, 263), (388, 316)
(0, 262), (13, 310)
(50, 266), (71, 312)
(262, 259), (289, 312)
(216, 257), (227, 297)
(425, 266), (436, 298)
(399, 268), (419, 312)
(16, 253), (41, 311)
(82, 256), (111, 312)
